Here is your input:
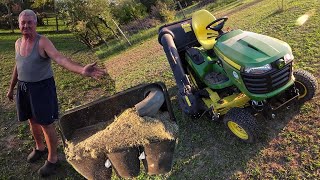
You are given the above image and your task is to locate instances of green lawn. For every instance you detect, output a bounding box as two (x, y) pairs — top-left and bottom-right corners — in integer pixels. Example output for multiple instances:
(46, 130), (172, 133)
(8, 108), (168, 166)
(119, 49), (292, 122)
(0, 0), (319, 179)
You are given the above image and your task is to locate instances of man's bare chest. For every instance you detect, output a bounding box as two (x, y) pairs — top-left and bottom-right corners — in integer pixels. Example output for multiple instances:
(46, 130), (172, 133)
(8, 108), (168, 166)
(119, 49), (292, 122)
(19, 40), (46, 58)
(19, 41), (35, 57)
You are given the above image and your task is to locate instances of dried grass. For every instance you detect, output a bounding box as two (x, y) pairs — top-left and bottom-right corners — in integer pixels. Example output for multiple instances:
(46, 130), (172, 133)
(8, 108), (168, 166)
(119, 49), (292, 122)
(65, 108), (178, 161)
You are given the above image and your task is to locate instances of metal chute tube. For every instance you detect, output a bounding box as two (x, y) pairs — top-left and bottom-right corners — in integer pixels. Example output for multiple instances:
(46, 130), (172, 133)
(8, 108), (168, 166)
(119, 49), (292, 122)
(135, 88), (165, 117)
(160, 33), (192, 95)
(159, 31), (201, 117)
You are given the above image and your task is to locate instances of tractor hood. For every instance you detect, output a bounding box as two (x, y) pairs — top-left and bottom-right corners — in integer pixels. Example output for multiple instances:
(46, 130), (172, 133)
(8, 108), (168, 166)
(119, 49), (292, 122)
(214, 30), (292, 69)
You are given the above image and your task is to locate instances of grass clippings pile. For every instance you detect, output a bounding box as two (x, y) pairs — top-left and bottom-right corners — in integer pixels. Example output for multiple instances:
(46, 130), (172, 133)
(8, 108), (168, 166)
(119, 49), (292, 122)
(65, 108), (178, 161)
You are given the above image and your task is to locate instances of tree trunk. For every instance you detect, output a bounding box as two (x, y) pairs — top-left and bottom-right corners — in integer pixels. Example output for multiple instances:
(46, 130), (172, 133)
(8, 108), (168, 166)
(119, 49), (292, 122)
(87, 24), (108, 47)
(98, 17), (120, 40)
(4, 3), (14, 33)
(54, 4), (59, 32)
(78, 31), (93, 49)
(177, 1), (186, 19)
(55, 13), (59, 32)
(92, 20), (107, 44)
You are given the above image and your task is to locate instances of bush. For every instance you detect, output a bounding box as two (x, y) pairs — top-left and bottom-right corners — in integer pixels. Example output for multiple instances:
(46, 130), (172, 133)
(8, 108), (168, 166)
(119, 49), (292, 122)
(0, 15), (18, 29)
(58, 0), (117, 49)
(151, 1), (176, 22)
(111, 0), (148, 24)
(122, 17), (160, 34)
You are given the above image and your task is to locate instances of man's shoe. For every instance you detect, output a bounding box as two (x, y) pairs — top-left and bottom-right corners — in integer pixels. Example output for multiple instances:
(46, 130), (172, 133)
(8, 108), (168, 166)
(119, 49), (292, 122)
(27, 148), (48, 163)
(38, 160), (59, 177)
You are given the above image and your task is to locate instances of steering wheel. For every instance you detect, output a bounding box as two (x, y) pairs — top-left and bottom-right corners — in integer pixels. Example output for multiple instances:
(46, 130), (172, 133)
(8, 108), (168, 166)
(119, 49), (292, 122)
(206, 17), (228, 32)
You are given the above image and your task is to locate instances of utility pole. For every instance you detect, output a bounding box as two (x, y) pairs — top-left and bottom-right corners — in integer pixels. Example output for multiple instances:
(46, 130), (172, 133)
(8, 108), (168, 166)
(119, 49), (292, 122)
(54, 0), (58, 32)
(4, 1), (14, 33)
(177, 1), (186, 19)
(111, 19), (131, 46)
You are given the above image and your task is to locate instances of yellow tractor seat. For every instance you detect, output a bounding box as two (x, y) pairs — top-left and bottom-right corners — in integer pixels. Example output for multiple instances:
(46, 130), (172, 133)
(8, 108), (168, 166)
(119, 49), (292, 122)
(192, 10), (218, 50)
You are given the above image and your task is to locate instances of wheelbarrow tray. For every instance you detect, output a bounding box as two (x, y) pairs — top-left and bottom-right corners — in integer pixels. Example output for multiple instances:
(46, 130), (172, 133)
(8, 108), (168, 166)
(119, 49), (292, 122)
(58, 82), (175, 179)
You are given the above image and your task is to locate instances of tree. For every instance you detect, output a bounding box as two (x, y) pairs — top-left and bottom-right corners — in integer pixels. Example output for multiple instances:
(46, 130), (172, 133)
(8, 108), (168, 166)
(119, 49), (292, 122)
(177, 0), (200, 8)
(139, 0), (157, 12)
(111, 0), (147, 24)
(57, 0), (118, 48)
(150, 0), (176, 22)
(31, 0), (57, 28)
(31, 0), (54, 10)
(0, 0), (14, 33)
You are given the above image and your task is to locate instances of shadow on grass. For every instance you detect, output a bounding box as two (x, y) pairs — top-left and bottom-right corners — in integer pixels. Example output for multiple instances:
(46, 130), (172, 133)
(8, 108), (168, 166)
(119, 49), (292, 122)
(259, 8), (286, 22)
(220, 0), (263, 17)
(165, 86), (303, 179)
(0, 33), (20, 51)
(96, 28), (158, 60)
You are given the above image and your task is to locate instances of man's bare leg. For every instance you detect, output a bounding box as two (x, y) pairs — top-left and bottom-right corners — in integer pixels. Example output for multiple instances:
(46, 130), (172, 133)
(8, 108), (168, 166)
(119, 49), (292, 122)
(41, 123), (58, 163)
(29, 118), (45, 150)
(38, 123), (59, 176)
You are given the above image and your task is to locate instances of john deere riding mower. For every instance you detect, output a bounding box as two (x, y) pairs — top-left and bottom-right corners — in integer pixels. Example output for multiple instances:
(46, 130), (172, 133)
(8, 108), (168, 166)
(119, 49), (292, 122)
(158, 10), (318, 143)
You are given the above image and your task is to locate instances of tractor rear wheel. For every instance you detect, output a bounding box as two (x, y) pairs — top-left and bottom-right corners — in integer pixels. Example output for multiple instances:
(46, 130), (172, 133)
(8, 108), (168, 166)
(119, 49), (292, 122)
(293, 69), (318, 103)
(223, 107), (258, 143)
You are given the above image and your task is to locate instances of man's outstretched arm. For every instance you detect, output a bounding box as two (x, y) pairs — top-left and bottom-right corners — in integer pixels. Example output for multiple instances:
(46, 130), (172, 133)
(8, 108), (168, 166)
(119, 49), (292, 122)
(40, 36), (106, 79)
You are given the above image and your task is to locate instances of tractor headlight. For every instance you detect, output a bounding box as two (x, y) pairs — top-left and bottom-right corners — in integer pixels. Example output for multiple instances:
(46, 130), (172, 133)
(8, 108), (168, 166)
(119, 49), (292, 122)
(244, 64), (272, 74)
(275, 53), (294, 69)
(284, 53), (294, 63)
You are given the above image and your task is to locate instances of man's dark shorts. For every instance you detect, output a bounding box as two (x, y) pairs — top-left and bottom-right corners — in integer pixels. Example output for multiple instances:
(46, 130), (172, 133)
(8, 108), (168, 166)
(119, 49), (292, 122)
(16, 77), (59, 125)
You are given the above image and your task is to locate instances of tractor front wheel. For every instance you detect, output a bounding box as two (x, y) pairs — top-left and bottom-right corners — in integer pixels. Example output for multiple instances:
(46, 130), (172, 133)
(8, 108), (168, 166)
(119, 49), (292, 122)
(223, 108), (258, 143)
(293, 69), (318, 103)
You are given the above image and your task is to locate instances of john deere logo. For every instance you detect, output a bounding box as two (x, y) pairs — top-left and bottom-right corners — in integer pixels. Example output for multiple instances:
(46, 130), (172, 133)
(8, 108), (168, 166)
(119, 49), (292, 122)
(276, 59), (285, 69)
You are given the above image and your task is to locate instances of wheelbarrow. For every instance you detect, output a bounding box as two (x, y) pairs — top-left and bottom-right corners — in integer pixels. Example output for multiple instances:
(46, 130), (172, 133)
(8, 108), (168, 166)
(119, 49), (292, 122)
(58, 82), (177, 179)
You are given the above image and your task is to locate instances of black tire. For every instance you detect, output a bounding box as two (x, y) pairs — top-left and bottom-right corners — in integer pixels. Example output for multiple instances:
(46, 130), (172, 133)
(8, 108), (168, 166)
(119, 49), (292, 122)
(293, 69), (318, 103)
(223, 107), (258, 143)
(135, 88), (165, 117)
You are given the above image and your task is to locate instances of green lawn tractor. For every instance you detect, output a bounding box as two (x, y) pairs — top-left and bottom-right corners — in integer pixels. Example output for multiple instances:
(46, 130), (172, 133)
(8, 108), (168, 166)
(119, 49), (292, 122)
(158, 10), (318, 143)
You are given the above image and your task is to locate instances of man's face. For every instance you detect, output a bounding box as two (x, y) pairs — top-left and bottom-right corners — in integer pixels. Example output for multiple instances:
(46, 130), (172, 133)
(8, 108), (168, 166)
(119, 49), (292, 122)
(19, 15), (36, 35)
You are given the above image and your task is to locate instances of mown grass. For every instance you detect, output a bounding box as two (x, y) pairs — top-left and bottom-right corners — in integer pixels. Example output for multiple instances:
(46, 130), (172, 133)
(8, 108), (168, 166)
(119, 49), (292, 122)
(0, 0), (319, 179)
(105, 0), (320, 179)
(95, 26), (160, 60)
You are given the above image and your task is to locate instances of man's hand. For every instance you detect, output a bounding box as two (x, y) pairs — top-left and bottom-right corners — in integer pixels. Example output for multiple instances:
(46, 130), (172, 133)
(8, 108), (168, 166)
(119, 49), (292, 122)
(82, 62), (106, 80)
(7, 90), (14, 101)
